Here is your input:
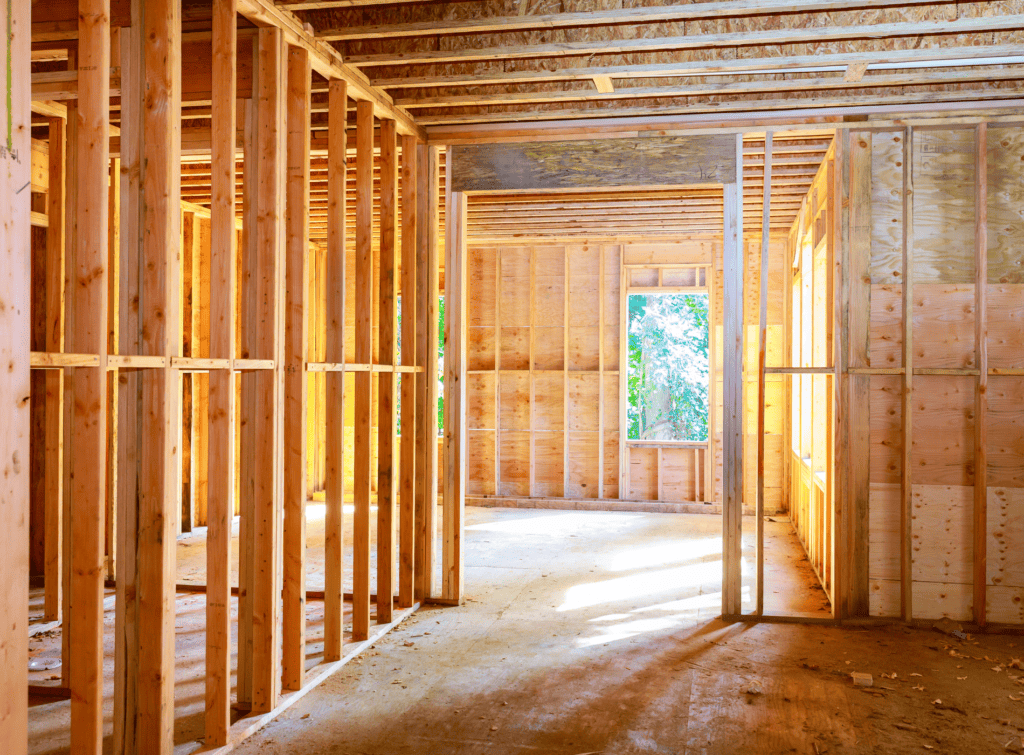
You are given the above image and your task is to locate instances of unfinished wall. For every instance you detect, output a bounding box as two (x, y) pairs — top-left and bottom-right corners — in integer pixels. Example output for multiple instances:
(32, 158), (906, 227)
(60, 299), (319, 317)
(462, 235), (787, 513)
(845, 125), (1024, 624)
(784, 143), (838, 604)
(464, 242), (621, 500)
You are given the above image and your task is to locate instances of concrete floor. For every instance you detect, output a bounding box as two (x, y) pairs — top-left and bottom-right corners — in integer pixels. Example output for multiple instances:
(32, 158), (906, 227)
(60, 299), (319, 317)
(28, 507), (1024, 754)
(219, 507), (1023, 755)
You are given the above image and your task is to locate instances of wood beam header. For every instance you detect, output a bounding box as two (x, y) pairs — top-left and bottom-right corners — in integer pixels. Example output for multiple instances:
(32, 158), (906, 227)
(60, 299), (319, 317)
(450, 135), (737, 193)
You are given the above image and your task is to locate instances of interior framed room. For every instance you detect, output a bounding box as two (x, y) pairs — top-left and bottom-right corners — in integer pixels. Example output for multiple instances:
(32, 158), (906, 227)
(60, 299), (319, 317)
(3, 1), (1024, 753)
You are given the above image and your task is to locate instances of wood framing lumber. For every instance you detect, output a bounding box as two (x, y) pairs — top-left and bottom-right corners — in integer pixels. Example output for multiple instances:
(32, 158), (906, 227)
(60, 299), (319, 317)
(598, 243), (605, 500)
(376, 44), (1024, 90)
(973, 122), (988, 627)
(377, 117), (399, 625)
(70, 2), (110, 751)
(346, 15), (1024, 67)
(252, 25), (285, 713)
(279, 0), (425, 6)
(450, 136), (736, 193)
(321, 0), (963, 40)
(829, 134), (842, 618)
(323, 78), (347, 662)
(399, 133), (418, 609)
(619, 247), (628, 499)
(233, 0), (425, 140)
(113, 22), (138, 751)
(722, 135), (744, 617)
(353, 100), (374, 641)
(420, 93), (1024, 130)
(0, 0), (32, 748)
(112, 0), (181, 750)
(44, 117), (65, 623)
(442, 178), (467, 604)
(105, 155), (120, 579)
(236, 96), (258, 711)
(495, 249), (502, 499)
(282, 42), (311, 693)
(182, 212), (197, 534)
(414, 144), (439, 602)
(755, 132), (772, 616)
(847, 131), (872, 617)
(563, 247), (570, 500)
(900, 127), (914, 622)
(180, 604), (421, 755)
(396, 68), (1024, 110)
(205, 0), (237, 744)
(528, 246), (535, 498)
(191, 224), (209, 532)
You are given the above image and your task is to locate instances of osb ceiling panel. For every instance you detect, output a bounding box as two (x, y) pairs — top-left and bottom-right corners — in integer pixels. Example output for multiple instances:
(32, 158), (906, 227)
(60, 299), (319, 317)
(294, 0), (1024, 126)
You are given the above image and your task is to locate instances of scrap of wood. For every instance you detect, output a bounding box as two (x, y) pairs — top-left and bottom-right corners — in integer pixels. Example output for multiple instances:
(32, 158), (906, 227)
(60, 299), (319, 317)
(844, 62), (870, 82)
(593, 75), (614, 93)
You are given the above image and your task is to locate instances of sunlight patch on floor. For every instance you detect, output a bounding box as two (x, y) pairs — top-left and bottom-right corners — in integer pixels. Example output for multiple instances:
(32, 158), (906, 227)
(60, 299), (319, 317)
(467, 512), (640, 536)
(558, 560), (720, 612)
(607, 537), (720, 572)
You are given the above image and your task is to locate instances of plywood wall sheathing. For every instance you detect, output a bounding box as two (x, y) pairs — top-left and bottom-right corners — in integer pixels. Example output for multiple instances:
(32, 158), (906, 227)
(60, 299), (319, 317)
(846, 123), (1024, 623)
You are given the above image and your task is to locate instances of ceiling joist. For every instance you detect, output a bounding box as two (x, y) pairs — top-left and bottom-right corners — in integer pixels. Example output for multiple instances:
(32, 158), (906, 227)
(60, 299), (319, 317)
(371, 44), (1024, 90)
(415, 88), (1024, 126)
(317, 0), (964, 41)
(345, 15), (1024, 67)
(396, 67), (1024, 109)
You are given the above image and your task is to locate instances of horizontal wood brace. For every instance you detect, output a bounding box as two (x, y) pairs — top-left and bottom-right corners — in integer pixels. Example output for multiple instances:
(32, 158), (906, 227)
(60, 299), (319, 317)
(30, 353), (277, 371)
(305, 362), (425, 373)
(626, 286), (708, 294)
(625, 440), (709, 449)
(765, 366), (834, 374)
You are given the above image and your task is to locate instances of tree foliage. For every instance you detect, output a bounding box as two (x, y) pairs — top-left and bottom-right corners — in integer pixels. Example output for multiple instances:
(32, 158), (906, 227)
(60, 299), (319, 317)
(627, 293), (709, 441)
(395, 295), (446, 437)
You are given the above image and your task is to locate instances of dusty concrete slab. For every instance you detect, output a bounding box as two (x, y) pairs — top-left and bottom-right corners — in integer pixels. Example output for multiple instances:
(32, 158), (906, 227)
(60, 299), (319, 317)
(227, 508), (1024, 755)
